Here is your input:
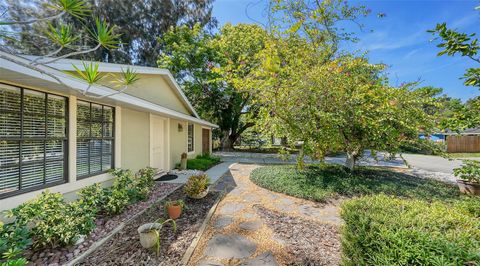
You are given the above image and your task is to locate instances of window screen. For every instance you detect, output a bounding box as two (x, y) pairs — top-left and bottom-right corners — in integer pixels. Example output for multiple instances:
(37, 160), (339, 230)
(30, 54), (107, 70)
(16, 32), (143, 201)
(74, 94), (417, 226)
(187, 123), (194, 152)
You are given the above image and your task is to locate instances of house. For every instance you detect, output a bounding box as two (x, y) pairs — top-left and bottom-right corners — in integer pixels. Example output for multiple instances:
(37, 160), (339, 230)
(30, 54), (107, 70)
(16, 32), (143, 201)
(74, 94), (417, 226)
(0, 52), (218, 211)
(420, 128), (480, 153)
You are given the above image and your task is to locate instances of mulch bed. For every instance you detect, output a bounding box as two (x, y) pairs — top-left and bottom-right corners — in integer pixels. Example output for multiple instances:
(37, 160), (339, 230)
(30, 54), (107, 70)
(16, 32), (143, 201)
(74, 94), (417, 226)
(255, 205), (341, 266)
(25, 182), (180, 266)
(77, 189), (220, 266)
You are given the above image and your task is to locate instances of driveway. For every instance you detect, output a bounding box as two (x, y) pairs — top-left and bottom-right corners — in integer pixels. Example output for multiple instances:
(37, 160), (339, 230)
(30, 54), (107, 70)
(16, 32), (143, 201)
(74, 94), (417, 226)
(401, 153), (468, 174)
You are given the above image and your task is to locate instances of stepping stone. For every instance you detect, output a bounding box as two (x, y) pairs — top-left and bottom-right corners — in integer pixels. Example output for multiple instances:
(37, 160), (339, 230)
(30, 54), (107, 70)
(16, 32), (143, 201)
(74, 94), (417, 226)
(204, 234), (256, 259)
(219, 203), (245, 215)
(239, 220), (262, 231)
(242, 212), (257, 219)
(276, 204), (295, 212)
(239, 251), (278, 266)
(228, 188), (244, 196)
(298, 205), (322, 218)
(279, 198), (294, 205)
(213, 215), (233, 229)
(243, 194), (261, 203)
(197, 259), (224, 266)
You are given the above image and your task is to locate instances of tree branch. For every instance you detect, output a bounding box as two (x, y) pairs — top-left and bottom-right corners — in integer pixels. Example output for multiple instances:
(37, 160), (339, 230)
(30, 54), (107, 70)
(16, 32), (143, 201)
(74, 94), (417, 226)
(32, 44), (102, 65)
(0, 11), (65, 25)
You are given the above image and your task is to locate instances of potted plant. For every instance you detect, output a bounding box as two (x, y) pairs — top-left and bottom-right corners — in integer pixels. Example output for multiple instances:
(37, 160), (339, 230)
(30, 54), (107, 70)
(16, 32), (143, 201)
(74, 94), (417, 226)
(180, 152), (187, 170)
(164, 200), (185, 220)
(453, 160), (480, 195)
(137, 218), (176, 255)
(184, 174), (211, 199)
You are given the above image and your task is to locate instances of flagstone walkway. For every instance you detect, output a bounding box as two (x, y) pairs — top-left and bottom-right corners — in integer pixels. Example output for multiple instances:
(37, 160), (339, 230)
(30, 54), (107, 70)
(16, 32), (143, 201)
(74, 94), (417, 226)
(188, 163), (342, 266)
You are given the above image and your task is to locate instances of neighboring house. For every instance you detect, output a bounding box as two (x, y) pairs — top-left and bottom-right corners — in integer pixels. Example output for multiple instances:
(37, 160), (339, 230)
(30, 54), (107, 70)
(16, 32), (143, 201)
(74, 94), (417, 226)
(420, 128), (480, 153)
(0, 52), (218, 211)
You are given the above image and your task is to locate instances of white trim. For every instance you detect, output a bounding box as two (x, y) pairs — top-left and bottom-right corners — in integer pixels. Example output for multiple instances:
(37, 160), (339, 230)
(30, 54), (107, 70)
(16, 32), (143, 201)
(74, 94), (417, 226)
(22, 55), (200, 119)
(68, 96), (77, 182)
(0, 52), (218, 128)
(115, 106), (122, 168)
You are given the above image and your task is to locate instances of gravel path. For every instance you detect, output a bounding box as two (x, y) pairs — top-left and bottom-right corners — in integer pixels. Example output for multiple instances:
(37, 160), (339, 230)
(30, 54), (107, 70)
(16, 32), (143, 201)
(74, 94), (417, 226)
(188, 163), (342, 266)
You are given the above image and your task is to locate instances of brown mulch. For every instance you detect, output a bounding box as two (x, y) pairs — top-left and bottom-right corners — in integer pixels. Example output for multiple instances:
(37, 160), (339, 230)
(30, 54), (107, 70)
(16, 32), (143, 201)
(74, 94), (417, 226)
(254, 205), (341, 266)
(25, 182), (180, 266)
(77, 189), (220, 266)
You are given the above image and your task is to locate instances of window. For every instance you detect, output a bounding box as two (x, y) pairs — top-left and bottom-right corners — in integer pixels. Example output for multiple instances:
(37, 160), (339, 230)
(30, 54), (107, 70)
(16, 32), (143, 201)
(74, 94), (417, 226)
(0, 84), (67, 198)
(187, 123), (194, 152)
(76, 101), (114, 178)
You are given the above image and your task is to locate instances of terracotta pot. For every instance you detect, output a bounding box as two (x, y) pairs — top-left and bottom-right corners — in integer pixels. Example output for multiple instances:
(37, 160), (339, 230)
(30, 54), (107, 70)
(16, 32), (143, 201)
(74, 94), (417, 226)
(137, 223), (162, 248)
(166, 205), (182, 220)
(189, 186), (209, 199)
(457, 179), (480, 195)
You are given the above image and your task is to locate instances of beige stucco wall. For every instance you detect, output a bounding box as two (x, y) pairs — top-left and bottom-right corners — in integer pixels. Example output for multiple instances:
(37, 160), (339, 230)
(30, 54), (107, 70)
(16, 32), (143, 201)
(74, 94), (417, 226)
(121, 108), (150, 172)
(87, 73), (191, 115)
(168, 120), (210, 169)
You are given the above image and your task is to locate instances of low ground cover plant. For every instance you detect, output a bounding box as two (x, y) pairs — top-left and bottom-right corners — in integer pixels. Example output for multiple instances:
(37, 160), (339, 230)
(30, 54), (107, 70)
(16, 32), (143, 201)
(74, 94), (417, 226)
(341, 195), (480, 265)
(250, 163), (460, 202)
(186, 154), (220, 171)
(0, 221), (31, 264)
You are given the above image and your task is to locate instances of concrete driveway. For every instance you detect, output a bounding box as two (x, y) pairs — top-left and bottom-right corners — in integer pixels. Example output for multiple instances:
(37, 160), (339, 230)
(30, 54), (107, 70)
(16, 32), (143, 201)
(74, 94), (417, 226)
(401, 153), (478, 174)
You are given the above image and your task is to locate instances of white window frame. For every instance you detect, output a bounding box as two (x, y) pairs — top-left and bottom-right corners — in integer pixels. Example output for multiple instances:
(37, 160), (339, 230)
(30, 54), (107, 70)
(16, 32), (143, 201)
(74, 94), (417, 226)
(187, 123), (194, 154)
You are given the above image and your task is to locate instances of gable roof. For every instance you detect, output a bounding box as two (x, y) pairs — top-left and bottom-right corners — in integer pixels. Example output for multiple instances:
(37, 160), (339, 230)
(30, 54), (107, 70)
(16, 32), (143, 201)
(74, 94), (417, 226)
(22, 55), (199, 118)
(0, 52), (217, 128)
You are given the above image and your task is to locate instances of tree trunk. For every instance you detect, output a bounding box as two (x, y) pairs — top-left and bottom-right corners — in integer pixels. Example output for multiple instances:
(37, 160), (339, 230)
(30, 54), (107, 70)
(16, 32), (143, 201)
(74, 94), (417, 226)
(345, 151), (356, 171)
(220, 132), (238, 151)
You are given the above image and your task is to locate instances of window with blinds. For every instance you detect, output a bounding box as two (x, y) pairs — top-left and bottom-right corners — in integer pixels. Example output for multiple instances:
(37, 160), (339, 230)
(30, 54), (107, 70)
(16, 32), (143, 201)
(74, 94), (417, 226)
(76, 101), (114, 178)
(187, 123), (194, 152)
(0, 84), (67, 198)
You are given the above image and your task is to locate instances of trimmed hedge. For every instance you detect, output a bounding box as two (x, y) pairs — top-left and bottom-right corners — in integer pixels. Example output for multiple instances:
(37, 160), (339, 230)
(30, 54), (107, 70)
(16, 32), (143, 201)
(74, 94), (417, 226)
(186, 154), (220, 171)
(250, 164), (460, 202)
(341, 195), (480, 265)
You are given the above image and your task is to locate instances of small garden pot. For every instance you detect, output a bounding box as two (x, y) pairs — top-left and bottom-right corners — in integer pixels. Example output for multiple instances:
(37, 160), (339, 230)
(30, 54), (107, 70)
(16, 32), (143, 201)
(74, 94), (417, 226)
(166, 205), (182, 220)
(457, 179), (480, 195)
(137, 223), (163, 249)
(189, 186), (209, 199)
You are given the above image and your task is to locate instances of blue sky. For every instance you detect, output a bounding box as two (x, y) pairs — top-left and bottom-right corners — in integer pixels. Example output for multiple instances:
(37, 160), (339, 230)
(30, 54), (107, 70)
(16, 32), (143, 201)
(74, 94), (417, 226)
(212, 0), (480, 101)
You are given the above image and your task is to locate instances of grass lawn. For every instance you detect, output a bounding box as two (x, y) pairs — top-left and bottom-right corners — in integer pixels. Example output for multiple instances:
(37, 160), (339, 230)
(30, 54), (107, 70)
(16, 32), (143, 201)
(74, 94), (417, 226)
(448, 152), (480, 158)
(250, 164), (480, 265)
(186, 154), (221, 171)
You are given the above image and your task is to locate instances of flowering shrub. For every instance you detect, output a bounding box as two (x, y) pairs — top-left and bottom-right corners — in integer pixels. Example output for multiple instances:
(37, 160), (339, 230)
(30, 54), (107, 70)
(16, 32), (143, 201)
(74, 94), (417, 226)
(184, 174), (210, 197)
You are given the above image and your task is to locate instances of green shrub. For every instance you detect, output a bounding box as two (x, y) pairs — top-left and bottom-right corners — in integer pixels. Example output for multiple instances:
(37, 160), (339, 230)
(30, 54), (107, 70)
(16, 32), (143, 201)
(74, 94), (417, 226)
(454, 160), (480, 183)
(79, 167), (157, 216)
(250, 164), (460, 202)
(340, 195), (480, 265)
(186, 154), (220, 171)
(184, 174), (210, 197)
(0, 222), (31, 262)
(0, 258), (27, 266)
(5, 191), (95, 249)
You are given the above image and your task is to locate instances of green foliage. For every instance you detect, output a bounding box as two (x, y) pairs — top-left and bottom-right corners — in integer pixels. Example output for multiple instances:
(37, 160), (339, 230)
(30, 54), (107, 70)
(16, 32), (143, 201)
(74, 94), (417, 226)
(79, 167), (157, 215)
(186, 154), (220, 171)
(184, 174), (211, 197)
(0, 258), (27, 266)
(250, 164), (461, 202)
(89, 18), (120, 49)
(72, 62), (103, 84)
(0, 223), (31, 261)
(429, 22), (480, 89)
(340, 195), (480, 265)
(5, 191), (95, 249)
(47, 0), (91, 19)
(454, 160), (480, 183)
(158, 23), (268, 149)
(164, 200), (185, 208)
(399, 138), (446, 155)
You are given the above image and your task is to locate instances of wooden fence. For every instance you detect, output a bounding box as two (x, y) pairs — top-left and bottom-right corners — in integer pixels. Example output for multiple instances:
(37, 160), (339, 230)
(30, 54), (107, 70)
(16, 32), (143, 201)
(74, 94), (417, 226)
(446, 135), (480, 153)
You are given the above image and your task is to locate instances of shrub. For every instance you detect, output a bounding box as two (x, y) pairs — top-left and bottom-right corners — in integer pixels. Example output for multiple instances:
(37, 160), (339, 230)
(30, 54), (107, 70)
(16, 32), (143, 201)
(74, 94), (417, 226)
(399, 138), (446, 155)
(186, 154), (220, 171)
(184, 174), (210, 197)
(0, 222), (31, 262)
(5, 191), (95, 249)
(454, 160), (480, 183)
(0, 258), (27, 266)
(340, 195), (480, 265)
(77, 183), (106, 216)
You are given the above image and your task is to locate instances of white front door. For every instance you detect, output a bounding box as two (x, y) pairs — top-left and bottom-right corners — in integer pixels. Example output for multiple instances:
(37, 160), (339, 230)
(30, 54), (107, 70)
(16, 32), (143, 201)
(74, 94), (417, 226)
(150, 115), (165, 170)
